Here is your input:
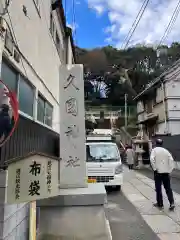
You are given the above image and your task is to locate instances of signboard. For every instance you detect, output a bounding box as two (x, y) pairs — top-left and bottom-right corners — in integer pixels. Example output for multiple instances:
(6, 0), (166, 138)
(7, 154), (59, 204)
(59, 65), (87, 188)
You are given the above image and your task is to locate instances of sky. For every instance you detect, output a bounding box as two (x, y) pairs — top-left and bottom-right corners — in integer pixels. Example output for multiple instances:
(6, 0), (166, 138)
(64, 0), (180, 49)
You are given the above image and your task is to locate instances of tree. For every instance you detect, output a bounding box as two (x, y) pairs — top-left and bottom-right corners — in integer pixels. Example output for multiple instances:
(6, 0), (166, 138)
(76, 43), (180, 106)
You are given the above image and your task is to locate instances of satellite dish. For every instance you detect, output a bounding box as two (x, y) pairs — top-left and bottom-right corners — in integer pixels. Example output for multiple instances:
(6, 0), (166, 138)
(0, 79), (19, 147)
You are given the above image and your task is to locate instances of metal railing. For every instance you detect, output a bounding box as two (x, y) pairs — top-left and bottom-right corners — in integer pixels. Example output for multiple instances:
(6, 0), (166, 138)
(85, 106), (137, 118)
(0, 115), (59, 167)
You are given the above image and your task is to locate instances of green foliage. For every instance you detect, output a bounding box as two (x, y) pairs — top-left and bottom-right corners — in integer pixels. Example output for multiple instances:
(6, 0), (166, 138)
(76, 43), (180, 106)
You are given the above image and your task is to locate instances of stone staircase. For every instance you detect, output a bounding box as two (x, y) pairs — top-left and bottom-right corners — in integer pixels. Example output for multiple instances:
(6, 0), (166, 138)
(119, 126), (138, 145)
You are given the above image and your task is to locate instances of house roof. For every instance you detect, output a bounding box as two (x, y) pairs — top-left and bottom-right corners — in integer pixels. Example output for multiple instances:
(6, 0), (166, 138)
(133, 58), (180, 101)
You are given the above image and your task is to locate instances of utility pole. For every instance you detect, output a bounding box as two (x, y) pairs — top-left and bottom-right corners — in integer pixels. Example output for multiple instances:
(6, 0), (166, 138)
(125, 93), (128, 129)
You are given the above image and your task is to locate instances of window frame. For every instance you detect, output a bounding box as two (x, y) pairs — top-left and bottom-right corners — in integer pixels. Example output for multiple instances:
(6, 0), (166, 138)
(1, 58), (36, 119)
(37, 93), (53, 127)
(1, 58), (54, 129)
(1, 58), (19, 93)
(18, 74), (35, 117)
(37, 93), (46, 123)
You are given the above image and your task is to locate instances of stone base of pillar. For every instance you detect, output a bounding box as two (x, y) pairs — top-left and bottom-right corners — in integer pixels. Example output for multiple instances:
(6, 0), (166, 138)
(37, 183), (110, 240)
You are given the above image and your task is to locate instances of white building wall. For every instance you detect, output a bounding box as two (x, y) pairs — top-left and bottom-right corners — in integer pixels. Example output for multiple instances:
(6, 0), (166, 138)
(168, 121), (180, 135)
(155, 85), (164, 103)
(166, 98), (180, 119)
(165, 79), (180, 98)
(165, 79), (180, 135)
(1, 0), (73, 133)
(156, 122), (166, 134)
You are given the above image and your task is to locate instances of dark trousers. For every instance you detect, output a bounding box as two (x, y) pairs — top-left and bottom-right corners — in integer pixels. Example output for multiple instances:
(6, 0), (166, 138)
(154, 171), (174, 207)
(128, 164), (133, 170)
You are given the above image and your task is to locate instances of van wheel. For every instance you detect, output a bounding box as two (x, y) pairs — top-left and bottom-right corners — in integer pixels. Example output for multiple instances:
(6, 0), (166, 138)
(115, 186), (121, 191)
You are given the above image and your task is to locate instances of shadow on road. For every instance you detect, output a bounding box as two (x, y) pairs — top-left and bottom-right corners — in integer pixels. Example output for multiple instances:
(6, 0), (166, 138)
(105, 187), (160, 240)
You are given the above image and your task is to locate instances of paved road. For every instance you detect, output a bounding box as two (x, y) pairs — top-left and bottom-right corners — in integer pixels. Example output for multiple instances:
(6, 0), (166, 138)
(105, 189), (160, 240)
(139, 169), (180, 194)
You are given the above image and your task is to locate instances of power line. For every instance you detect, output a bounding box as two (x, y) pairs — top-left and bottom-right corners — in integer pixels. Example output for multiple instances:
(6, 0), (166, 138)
(121, 0), (149, 49)
(71, 0), (77, 46)
(122, 0), (150, 49)
(158, 0), (180, 46)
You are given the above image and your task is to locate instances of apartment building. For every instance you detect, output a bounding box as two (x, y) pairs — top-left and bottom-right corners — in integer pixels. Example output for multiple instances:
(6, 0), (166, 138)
(134, 59), (180, 137)
(0, 0), (75, 239)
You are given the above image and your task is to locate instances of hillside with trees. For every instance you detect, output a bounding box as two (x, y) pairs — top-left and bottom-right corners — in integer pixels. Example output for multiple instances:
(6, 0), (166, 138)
(76, 43), (180, 106)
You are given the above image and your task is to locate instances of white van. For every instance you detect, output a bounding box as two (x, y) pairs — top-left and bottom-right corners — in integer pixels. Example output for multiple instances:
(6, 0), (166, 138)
(86, 134), (123, 190)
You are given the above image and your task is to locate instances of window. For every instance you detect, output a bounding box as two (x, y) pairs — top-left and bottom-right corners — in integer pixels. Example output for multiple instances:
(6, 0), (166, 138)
(37, 94), (53, 127)
(1, 59), (35, 117)
(19, 76), (34, 116)
(37, 95), (45, 123)
(45, 102), (53, 126)
(1, 60), (18, 92)
(86, 144), (119, 162)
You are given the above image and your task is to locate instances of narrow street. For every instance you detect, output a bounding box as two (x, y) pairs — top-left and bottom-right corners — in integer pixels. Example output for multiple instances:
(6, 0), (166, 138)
(106, 191), (160, 240)
(139, 168), (180, 195)
(106, 166), (180, 240)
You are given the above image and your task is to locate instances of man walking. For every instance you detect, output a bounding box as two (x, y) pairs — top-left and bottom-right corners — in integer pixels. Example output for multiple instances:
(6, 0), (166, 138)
(150, 138), (175, 211)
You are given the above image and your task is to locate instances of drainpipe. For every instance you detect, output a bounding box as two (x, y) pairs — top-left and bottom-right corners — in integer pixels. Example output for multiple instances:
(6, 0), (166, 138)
(161, 81), (168, 133)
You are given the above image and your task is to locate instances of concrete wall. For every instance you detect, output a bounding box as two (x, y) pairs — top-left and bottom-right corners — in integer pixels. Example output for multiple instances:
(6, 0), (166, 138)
(152, 134), (180, 163)
(0, 171), (29, 240)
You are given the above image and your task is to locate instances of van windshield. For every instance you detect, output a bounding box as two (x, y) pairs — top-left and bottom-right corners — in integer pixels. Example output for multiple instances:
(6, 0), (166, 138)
(86, 144), (120, 162)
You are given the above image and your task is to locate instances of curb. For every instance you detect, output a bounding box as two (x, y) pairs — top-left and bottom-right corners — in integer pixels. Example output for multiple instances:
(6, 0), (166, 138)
(106, 219), (112, 240)
(138, 165), (180, 180)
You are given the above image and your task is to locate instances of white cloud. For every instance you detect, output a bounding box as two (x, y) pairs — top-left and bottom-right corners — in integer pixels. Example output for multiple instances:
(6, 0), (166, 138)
(89, 4), (105, 15)
(87, 0), (180, 48)
(67, 22), (79, 32)
(105, 37), (112, 43)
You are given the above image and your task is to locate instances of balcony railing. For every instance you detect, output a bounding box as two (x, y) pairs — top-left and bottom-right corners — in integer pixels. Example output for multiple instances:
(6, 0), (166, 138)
(0, 115), (59, 168)
(85, 106), (137, 119)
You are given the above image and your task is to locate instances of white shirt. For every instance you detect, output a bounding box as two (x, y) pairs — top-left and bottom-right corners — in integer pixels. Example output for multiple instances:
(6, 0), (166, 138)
(150, 147), (174, 173)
